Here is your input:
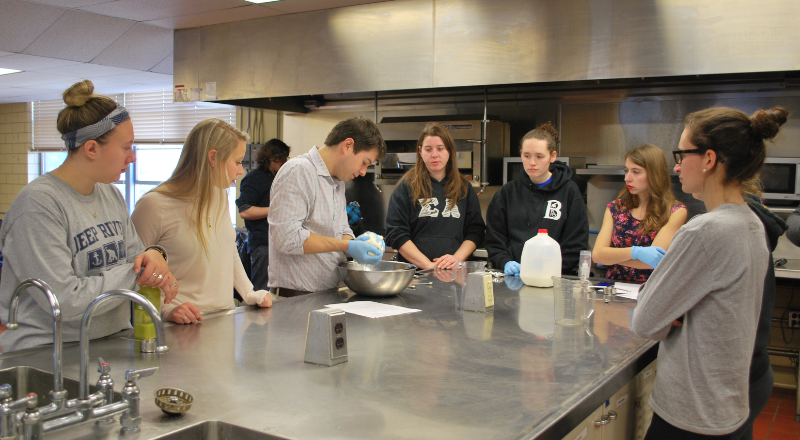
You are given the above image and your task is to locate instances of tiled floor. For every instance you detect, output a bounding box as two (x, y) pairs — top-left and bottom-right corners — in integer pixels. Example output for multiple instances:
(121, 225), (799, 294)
(754, 387), (800, 440)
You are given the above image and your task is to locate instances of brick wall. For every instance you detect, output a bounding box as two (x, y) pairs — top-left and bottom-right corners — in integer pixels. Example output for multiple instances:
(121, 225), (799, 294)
(0, 103), (37, 220)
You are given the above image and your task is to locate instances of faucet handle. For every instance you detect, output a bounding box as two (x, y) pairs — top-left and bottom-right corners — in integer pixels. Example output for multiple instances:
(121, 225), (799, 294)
(0, 384), (12, 400)
(125, 367), (158, 382)
(97, 357), (110, 375)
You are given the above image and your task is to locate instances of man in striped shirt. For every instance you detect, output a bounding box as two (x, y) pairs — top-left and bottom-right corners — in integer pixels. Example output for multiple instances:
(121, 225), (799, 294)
(267, 117), (387, 297)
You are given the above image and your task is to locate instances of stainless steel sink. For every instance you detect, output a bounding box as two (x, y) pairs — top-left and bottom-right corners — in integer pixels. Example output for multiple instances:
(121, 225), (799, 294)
(0, 366), (121, 405)
(152, 421), (290, 440)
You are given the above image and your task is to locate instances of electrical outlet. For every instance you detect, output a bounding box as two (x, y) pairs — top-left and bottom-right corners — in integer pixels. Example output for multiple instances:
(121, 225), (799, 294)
(789, 311), (800, 329)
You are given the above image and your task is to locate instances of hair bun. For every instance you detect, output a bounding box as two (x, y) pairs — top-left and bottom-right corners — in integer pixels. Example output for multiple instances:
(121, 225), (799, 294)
(62, 79), (96, 107)
(750, 106), (789, 141)
(539, 121), (560, 142)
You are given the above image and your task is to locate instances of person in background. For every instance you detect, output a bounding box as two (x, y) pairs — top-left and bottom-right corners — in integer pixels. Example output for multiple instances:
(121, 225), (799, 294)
(632, 106), (788, 439)
(785, 205), (800, 247)
(236, 139), (291, 290)
(268, 117), (387, 297)
(385, 123), (485, 270)
(729, 192), (787, 440)
(132, 118), (272, 325)
(592, 144), (687, 282)
(485, 122), (589, 276)
(0, 80), (176, 352)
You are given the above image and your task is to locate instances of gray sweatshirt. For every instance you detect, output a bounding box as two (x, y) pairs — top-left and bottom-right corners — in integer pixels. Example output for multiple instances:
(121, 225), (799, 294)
(631, 203), (768, 435)
(785, 204), (800, 247)
(0, 173), (145, 352)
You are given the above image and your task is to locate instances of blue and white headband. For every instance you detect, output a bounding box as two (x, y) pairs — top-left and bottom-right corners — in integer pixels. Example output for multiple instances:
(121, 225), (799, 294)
(61, 105), (130, 150)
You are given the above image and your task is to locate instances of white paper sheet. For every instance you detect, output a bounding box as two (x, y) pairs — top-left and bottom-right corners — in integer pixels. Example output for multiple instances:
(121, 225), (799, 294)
(614, 282), (643, 300)
(324, 301), (421, 318)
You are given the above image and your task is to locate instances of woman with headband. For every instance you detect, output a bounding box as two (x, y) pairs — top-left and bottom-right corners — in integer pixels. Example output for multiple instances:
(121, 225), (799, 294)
(0, 80), (177, 352)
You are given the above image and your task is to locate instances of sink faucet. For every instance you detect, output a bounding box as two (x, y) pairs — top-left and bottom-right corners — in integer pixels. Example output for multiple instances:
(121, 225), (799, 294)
(78, 289), (168, 400)
(6, 279), (66, 413)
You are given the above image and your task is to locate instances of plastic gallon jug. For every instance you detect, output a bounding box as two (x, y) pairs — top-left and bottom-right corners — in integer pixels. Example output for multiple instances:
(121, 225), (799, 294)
(520, 229), (561, 287)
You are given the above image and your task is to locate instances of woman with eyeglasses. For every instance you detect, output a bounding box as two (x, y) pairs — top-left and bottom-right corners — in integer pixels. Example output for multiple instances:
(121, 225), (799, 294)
(592, 144), (687, 282)
(632, 106), (788, 440)
(385, 122), (485, 270)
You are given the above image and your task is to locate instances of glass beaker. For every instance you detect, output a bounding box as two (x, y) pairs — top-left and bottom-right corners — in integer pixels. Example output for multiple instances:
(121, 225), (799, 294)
(552, 277), (594, 326)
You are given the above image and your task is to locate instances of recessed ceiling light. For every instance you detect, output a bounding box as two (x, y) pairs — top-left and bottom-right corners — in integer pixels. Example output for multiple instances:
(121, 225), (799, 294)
(243, 0), (282, 3)
(0, 68), (22, 76)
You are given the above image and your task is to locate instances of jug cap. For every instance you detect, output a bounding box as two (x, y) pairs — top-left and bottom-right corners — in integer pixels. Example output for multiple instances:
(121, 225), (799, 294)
(538, 229), (548, 234)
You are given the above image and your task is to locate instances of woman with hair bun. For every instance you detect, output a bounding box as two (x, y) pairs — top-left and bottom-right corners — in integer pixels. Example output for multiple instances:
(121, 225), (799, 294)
(592, 144), (687, 282)
(632, 106), (789, 439)
(485, 122), (589, 276)
(132, 118), (272, 326)
(0, 80), (177, 352)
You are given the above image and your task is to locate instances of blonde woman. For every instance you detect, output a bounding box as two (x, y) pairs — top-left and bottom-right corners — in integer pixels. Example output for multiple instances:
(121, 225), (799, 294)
(592, 144), (687, 282)
(0, 80), (176, 352)
(132, 118), (271, 325)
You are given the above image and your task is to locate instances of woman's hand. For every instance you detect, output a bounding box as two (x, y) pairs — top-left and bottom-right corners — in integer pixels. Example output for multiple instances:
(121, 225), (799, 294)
(167, 302), (202, 325)
(257, 292), (273, 308)
(433, 254), (462, 269)
(134, 249), (179, 303)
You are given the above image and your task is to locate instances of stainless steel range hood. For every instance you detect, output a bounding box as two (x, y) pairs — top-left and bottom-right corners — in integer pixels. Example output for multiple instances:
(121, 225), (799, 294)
(174, 0), (800, 108)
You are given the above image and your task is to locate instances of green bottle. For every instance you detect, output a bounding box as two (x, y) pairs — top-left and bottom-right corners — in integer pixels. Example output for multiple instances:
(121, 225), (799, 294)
(134, 286), (161, 340)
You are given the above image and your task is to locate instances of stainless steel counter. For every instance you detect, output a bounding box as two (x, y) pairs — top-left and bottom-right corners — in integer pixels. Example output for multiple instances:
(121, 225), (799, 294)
(0, 275), (655, 440)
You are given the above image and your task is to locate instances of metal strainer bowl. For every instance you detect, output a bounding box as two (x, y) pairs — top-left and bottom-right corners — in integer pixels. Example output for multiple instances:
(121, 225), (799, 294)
(154, 387), (194, 415)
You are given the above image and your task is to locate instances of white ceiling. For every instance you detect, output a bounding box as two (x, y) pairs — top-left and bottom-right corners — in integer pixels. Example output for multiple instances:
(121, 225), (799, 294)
(0, 0), (393, 103)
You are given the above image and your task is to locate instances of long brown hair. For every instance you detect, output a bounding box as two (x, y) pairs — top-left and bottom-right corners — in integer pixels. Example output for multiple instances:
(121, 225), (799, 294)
(616, 144), (676, 234)
(151, 118), (248, 257)
(401, 122), (469, 209)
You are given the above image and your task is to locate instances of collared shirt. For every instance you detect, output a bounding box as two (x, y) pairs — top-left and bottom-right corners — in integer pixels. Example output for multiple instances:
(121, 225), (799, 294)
(268, 146), (353, 291)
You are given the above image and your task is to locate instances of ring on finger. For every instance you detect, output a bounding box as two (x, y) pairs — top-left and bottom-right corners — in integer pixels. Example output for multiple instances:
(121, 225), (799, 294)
(157, 274), (164, 280)
(152, 272), (158, 278)
(172, 281), (177, 288)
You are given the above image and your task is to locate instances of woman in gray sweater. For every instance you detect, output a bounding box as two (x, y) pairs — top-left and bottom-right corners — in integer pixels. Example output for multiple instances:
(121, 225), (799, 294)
(632, 105), (788, 439)
(0, 80), (177, 352)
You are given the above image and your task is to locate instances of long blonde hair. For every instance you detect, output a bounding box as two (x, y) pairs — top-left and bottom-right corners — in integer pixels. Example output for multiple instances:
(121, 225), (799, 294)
(153, 118), (248, 257)
(401, 122), (469, 210)
(616, 144), (676, 234)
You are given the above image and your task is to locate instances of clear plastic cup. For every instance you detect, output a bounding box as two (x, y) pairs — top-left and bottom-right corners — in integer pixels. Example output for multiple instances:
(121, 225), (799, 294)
(552, 277), (594, 326)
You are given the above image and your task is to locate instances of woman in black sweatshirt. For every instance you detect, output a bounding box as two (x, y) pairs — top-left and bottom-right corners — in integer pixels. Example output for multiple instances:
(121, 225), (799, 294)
(385, 123), (485, 270)
(485, 122), (589, 275)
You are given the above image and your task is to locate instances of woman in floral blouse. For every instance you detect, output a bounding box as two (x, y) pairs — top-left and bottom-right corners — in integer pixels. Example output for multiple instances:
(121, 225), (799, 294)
(592, 144), (687, 282)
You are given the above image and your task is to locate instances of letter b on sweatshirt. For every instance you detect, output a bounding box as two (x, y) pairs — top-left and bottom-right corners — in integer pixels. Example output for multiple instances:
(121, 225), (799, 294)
(544, 200), (562, 220)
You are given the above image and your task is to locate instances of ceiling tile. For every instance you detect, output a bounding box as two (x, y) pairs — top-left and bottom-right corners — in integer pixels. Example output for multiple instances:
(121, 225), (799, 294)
(92, 23), (172, 70)
(0, 51), (16, 57)
(0, 0), (67, 53)
(79, 0), (249, 23)
(149, 54), (173, 75)
(264, 0), (392, 14)
(27, 0), (116, 7)
(34, 62), (140, 77)
(23, 10), (136, 62)
(0, 53), (82, 71)
(144, 4), (283, 29)
(0, 71), (72, 88)
(95, 71), (173, 85)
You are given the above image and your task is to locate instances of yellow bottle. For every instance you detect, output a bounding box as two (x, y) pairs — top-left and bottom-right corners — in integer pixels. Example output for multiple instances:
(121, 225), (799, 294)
(134, 286), (161, 340)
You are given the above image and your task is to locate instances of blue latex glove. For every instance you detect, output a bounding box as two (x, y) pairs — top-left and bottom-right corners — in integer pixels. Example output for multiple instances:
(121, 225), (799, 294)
(631, 246), (667, 269)
(348, 240), (383, 265)
(355, 232), (385, 254)
(504, 276), (524, 290)
(504, 261), (521, 276)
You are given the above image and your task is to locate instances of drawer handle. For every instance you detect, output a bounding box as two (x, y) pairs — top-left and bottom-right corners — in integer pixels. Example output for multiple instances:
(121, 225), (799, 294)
(593, 410), (618, 426)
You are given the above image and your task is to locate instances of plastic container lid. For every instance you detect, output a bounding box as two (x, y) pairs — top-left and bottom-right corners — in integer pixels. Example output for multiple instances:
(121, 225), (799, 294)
(538, 229), (548, 234)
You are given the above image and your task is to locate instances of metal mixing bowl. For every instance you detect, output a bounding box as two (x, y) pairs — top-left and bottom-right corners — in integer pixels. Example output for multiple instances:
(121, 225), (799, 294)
(338, 261), (417, 297)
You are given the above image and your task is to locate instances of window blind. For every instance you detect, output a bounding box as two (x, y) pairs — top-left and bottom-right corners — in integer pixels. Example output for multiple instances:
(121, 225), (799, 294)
(31, 90), (236, 149)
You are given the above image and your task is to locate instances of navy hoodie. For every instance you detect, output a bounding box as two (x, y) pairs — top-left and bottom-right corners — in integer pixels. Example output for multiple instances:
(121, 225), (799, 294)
(385, 176), (485, 262)
(485, 161), (589, 274)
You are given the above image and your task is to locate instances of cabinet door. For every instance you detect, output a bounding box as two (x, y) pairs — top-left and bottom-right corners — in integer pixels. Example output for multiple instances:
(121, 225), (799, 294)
(562, 405), (604, 440)
(633, 359), (657, 440)
(601, 381), (635, 440)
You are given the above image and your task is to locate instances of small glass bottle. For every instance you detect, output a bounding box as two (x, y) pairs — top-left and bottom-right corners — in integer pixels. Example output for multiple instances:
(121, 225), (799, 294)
(134, 286), (161, 346)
